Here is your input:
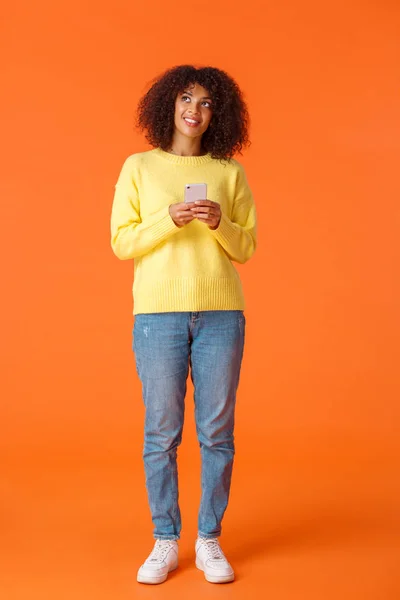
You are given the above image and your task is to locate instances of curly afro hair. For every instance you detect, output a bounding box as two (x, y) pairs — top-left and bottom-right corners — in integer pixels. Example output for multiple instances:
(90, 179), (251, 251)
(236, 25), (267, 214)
(136, 65), (250, 161)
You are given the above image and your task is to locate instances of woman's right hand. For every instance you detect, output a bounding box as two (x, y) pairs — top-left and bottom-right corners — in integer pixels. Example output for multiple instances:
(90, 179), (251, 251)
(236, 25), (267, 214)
(169, 202), (196, 228)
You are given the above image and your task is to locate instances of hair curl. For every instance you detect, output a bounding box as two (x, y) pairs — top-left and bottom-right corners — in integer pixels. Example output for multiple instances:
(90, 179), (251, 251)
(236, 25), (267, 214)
(136, 65), (250, 160)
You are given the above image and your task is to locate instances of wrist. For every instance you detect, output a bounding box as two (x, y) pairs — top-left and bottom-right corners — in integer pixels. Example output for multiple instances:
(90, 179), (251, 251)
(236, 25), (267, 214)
(209, 217), (221, 230)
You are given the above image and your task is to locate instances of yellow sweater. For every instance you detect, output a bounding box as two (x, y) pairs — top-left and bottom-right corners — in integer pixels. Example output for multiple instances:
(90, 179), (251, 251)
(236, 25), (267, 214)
(110, 147), (257, 314)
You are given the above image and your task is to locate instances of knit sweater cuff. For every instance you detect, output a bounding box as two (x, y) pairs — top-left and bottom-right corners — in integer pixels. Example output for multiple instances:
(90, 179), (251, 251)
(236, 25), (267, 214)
(209, 212), (238, 247)
(147, 205), (180, 239)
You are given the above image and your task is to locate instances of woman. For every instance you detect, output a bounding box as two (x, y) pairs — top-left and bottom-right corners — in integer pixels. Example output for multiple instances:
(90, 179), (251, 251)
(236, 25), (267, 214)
(110, 64), (257, 585)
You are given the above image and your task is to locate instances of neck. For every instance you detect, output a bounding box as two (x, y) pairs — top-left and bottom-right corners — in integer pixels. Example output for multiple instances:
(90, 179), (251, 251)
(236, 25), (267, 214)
(168, 133), (204, 157)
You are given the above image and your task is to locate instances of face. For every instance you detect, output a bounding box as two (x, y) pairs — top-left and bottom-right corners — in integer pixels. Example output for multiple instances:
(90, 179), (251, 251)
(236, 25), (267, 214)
(173, 83), (213, 140)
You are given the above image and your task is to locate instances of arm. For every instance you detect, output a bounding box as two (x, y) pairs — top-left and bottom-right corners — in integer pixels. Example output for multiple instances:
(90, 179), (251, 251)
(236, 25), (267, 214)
(210, 164), (257, 264)
(110, 157), (179, 260)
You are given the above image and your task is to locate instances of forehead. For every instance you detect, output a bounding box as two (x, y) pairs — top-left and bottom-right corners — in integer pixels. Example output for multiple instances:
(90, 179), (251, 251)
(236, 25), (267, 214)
(182, 82), (211, 97)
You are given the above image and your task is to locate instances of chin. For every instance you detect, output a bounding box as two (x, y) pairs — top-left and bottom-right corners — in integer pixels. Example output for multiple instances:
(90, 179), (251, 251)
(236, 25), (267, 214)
(181, 129), (203, 139)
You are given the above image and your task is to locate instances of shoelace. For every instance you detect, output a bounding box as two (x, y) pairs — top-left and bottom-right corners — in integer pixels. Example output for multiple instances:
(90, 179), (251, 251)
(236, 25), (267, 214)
(201, 538), (225, 560)
(148, 540), (174, 563)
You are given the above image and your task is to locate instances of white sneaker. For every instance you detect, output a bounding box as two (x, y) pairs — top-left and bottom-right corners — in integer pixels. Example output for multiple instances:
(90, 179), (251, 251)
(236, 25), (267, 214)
(195, 537), (235, 583)
(137, 539), (178, 584)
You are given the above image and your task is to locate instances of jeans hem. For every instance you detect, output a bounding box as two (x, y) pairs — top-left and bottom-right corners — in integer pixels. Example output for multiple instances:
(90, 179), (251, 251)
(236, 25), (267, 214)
(198, 531), (220, 539)
(154, 534), (180, 541)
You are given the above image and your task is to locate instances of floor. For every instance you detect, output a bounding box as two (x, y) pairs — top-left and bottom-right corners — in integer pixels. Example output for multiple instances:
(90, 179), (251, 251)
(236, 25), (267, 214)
(2, 421), (399, 600)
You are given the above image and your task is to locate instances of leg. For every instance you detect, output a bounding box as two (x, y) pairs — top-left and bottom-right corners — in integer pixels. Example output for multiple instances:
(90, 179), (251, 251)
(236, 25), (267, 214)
(133, 312), (191, 541)
(190, 310), (245, 539)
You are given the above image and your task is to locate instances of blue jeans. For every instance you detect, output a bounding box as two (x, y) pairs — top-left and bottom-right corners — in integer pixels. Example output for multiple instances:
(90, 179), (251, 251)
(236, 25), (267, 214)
(132, 310), (245, 541)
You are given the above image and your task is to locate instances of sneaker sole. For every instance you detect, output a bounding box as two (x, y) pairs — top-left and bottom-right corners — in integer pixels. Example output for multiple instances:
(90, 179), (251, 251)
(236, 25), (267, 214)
(195, 558), (235, 583)
(137, 563), (178, 585)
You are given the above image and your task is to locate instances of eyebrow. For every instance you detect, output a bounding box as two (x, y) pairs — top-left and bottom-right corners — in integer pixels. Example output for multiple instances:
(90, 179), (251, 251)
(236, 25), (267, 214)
(182, 90), (212, 100)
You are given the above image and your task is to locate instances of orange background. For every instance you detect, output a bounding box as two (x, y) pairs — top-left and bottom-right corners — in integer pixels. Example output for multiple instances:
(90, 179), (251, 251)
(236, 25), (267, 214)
(1, 1), (400, 598)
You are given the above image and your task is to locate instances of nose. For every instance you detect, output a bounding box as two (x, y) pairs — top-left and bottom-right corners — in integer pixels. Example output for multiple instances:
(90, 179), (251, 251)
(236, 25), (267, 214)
(187, 104), (200, 115)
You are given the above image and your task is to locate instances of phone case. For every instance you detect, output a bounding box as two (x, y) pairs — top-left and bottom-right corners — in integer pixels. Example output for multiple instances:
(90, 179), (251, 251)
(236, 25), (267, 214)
(184, 183), (207, 203)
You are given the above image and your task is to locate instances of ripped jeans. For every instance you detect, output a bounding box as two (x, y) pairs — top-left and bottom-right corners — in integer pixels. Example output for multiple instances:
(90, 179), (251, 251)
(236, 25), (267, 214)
(132, 310), (245, 540)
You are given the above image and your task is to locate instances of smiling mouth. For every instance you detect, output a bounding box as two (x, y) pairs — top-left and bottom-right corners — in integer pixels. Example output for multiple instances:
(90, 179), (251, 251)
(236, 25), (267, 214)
(184, 117), (201, 127)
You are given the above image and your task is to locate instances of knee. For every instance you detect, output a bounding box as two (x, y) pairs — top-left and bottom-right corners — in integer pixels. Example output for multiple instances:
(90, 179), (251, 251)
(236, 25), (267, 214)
(144, 429), (183, 454)
(196, 427), (235, 451)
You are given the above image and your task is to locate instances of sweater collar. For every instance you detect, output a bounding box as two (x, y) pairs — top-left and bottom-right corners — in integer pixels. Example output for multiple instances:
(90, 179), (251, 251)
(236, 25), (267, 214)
(153, 147), (213, 166)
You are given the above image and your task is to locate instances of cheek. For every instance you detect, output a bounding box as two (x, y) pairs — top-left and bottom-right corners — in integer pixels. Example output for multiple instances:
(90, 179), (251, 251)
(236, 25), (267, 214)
(204, 113), (213, 129)
(174, 107), (183, 128)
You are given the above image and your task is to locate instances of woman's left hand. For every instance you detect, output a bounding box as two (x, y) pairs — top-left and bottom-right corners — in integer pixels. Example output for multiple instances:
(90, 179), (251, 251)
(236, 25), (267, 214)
(191, 200), (221, 230)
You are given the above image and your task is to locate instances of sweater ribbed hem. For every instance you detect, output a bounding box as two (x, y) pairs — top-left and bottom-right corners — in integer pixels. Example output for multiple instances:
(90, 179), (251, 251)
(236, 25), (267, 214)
(152, 147), (213, 166)
(132, 277), (245, 315)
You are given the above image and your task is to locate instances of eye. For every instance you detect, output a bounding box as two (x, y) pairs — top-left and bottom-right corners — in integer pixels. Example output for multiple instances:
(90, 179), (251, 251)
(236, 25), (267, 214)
(180, 95), (212, 108)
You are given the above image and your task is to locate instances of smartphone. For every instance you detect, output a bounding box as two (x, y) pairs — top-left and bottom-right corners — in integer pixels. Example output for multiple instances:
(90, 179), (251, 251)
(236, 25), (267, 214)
(184, 183), (207, 204)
